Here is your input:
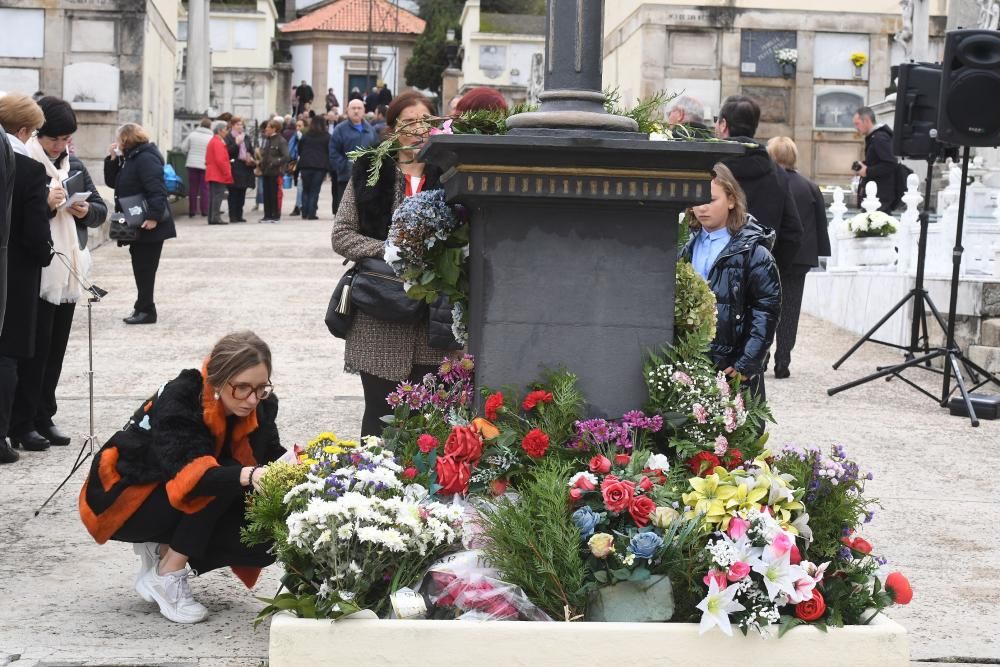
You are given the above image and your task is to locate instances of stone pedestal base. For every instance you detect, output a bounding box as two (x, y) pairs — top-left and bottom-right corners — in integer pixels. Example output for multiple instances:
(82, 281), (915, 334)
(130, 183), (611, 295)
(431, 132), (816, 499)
(268, 612), (910, 666)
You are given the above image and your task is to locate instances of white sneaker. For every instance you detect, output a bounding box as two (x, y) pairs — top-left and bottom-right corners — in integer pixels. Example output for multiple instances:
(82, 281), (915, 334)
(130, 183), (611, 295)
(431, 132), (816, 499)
(133, 542), (160, 602)
(135, 563), (209, 624)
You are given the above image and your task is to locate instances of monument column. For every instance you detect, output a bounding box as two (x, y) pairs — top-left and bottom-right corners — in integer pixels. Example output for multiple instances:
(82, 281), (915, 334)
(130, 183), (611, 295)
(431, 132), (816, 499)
(422, 0), (743, 416)
(185, 0), (211, 114)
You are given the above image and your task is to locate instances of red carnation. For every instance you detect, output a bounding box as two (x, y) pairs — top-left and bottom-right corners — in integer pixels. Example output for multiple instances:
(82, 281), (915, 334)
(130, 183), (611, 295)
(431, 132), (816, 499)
(444, 425), (483, 464)
(484, 392), (504, 421)
(688, 451), (721, 476)
(724, 449), (744, 469)
(628, 495), (657, 527)
(417, 433), (439, 454)
(589, 455), (612, 474)
(521, 428), (550, 458)
(885, 572), (913, 604)
(614, 453), (631, 466)
(601, 479), (635, 513)
(795, 590), (826, 622)
(521, 390), (554, 411)
(435, 455), (471, 496)
(642, 468), (667, 485)
(638, 476), (653, 492)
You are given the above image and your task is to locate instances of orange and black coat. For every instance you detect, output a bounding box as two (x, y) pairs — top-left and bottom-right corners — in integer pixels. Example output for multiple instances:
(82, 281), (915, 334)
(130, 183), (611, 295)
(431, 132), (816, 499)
(79, 368), (284, 577)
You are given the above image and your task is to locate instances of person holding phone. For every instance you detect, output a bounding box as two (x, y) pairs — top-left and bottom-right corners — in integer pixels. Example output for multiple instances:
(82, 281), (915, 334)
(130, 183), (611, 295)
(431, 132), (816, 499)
(7, 97), (107, 451)
(104, 123), (176, 324)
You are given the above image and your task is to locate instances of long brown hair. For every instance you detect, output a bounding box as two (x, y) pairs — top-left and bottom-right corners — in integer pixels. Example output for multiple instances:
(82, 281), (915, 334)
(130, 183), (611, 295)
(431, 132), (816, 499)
(205, 331), (272, 390)
(710, 162), (749, 234)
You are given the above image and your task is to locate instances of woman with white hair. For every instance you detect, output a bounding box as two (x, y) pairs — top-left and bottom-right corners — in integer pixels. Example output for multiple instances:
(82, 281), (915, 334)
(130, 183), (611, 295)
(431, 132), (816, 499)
(204, 119), (233, 226)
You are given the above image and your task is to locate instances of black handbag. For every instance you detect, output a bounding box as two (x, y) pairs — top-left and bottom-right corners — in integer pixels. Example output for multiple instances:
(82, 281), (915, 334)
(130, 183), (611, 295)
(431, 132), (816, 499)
(108, 212), (140, 243)
(325, 265), (356, 339)
(109, 193), (148, 243)
(350, 257), (427, 323)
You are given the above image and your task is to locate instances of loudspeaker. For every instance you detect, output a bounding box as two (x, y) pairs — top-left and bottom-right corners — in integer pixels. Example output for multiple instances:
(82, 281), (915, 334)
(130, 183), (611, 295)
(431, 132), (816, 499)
(893, 62), (946, 158)
(937, 29), (1000, 146)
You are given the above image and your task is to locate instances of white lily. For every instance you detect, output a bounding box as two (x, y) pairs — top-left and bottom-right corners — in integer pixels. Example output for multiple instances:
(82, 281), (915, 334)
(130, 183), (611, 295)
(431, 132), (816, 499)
(696, 578), (746, 636)
(791, 511), (813, 542)
(751, 549), (805, 601)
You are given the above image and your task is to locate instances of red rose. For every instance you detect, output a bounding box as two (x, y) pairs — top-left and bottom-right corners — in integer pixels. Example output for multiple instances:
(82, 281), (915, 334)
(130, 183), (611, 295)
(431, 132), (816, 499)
(569, 488), (583, 502)
(401, 466), (418, 480)
(484, 392), (504, 421)
(851, 537), (873, 555)
(589, 455), (612, 474)
(444, 425), (483, 463)
(417, 433), (439, 454)
(885, 572), (913, 604)
(600, 474), (619, 491)
(574, 475), (596, 491)
(489, 479), (509, 496)
(435, 455), (471, 496)
(724, 449), (744, 469)
(638, 476), (653, 492)
(688, 451), (721, 476)
(789, 544), (802, 565)
(521, 390), (554, 411)
(521, 428), (550, 458)
(614, 453), (631, 466)
(601, 479), (636, 513)
(795, 591), (826, 622)
(628, 495), (657, 527)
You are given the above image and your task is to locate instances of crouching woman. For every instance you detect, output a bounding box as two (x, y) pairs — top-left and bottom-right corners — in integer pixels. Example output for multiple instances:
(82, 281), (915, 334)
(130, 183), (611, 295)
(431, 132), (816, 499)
(79, 331), (286, 623)
(680, 163), (781, 403)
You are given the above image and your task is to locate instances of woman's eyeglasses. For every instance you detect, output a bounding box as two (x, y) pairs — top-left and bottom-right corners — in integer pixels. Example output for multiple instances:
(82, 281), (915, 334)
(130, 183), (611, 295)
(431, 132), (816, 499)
(228, 382), (274, 400)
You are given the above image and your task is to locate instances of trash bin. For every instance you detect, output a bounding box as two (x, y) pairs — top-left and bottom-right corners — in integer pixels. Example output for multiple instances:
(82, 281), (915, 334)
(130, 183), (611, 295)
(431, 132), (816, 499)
(166, 150), (188, 194)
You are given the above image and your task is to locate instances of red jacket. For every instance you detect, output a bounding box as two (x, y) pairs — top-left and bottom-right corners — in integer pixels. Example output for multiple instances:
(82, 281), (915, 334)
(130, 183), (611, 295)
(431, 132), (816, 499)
(205, 135), (233, 184)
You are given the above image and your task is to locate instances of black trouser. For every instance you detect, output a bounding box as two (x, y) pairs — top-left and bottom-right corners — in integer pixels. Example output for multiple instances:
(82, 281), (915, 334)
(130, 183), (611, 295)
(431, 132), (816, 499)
(359, 364), (438, 437)
(9, 299), (75, 435)
(262, 173), (280, 220)
(300, 168), (325, 218)
(228, 186), (247, 221)
(774, 266), (810, 372)
(208, 182), (227, 223)
(111, 484), (274, 574)
(129, 241), (164, 314)
(332, 176), (346, 215)
(0, 356), (18, 438)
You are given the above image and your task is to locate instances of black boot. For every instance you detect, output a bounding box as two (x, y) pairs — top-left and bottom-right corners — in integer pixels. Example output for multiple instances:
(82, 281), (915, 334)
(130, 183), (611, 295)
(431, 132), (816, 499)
(10, 430), (50, 451)
(290, 206), (301, 216)
(37, 424), (71, 447)
(124, 310), (158, 325)
(0, 439), (18, 463)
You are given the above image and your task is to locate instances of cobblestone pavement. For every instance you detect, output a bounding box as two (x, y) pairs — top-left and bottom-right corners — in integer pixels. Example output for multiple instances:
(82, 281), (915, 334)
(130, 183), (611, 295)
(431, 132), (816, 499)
(0, 189), (996, 666)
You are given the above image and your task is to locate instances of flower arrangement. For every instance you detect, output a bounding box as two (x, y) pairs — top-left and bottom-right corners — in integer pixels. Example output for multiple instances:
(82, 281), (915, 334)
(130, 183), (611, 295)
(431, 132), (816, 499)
(775, 48), (798, 66)
(384, 190), (470, 344)
(850, 52), (868, 68)
(644, 345), (772, 467)
(243, 434), (464, 623)
(847, 210), (897, 238)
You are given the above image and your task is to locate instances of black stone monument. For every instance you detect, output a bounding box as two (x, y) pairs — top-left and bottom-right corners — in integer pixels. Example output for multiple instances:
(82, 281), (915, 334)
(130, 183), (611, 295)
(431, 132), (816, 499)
(421, 0), (744, 417)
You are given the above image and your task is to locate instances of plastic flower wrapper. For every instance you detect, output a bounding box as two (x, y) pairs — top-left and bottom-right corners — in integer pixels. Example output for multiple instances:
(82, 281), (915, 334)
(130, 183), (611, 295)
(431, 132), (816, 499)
(415, 550), (553, 621)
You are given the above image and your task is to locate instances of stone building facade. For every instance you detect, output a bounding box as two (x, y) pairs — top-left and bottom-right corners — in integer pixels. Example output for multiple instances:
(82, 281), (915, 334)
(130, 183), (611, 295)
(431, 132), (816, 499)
(0, 0), (178, 167)
(602, 1), (949, 183)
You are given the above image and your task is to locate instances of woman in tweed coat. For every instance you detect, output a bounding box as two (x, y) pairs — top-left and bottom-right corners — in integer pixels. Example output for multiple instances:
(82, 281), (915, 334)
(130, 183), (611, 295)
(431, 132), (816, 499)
(331, 92), (446, 436)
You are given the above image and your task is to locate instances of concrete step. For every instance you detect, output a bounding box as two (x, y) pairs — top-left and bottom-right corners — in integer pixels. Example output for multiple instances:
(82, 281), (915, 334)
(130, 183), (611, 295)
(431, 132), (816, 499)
(968, 344), (1000, 375)
(981, 318), (1000, 348)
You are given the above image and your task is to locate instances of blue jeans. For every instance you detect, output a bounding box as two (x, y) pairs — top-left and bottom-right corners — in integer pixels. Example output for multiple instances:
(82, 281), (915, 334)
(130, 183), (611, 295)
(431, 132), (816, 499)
(299, 168), (326, 219)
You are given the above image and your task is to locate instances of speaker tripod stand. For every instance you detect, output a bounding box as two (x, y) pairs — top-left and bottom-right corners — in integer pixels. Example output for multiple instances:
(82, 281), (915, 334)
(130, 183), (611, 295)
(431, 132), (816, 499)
(33, 250), (106, 516)
(827, 146), (1000, 426)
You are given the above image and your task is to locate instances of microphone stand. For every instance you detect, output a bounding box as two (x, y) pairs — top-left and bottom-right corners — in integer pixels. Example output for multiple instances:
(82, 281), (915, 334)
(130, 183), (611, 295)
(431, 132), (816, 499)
(34, 248), (107, 516)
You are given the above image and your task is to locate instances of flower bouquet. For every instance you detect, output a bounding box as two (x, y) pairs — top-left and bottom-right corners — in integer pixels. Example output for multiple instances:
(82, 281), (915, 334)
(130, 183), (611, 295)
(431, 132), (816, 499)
(384, 190), (470, 344)
(775, 48), (798, 66)
(850, 52), (868, 68)
(243, 434), (464, 623)
(847, 210), (897, 238)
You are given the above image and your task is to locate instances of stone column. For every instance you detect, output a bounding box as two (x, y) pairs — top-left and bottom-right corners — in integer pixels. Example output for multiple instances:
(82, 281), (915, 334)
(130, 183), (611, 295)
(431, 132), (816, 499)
(506, 0), (636, 133)
(185, 0), (211, 115)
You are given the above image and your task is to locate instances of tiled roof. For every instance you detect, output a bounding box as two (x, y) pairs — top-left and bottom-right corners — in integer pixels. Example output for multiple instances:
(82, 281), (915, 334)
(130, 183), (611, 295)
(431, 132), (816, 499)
(282, 0), (425, 34)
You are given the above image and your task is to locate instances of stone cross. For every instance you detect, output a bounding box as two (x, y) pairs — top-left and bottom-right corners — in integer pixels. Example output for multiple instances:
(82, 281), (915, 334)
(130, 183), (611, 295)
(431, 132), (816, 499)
(506, 0), (637, 133)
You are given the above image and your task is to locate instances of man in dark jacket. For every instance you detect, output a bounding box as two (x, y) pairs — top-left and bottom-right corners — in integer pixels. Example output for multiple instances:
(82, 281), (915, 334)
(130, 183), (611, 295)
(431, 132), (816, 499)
(715, 96), (803, 272)
(328, 99), (377, 215)
(853, 106), (899, 213)
(295, 80), (314, 117)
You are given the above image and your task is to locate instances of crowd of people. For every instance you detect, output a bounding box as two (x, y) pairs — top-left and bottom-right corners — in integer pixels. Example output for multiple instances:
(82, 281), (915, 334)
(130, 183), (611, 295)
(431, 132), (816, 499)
(0, 83), (841, 624)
